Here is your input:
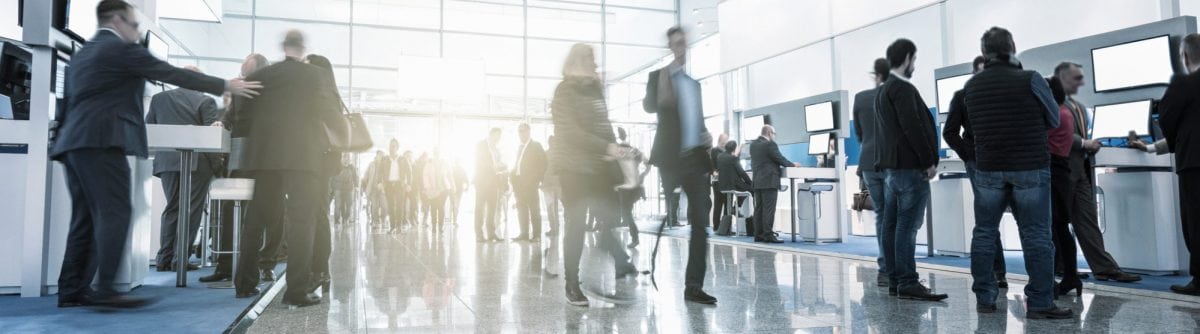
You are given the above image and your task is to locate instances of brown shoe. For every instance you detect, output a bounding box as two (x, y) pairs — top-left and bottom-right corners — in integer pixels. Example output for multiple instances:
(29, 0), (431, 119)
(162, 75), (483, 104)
(1095, 271), (1141, 283)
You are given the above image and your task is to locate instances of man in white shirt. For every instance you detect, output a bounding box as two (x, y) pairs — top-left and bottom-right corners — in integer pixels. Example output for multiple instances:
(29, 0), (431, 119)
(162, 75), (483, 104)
(384, 139), (409, 232)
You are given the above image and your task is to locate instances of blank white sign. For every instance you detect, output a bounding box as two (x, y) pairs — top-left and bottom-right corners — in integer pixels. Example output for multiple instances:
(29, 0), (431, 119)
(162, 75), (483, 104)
(1091, 36), (1174, 92)
(1091, 100), (1151, 139)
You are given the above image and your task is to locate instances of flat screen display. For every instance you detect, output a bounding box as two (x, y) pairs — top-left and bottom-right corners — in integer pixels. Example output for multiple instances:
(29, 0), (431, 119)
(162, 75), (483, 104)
(66, 0), (100, 41)
(741, 115), (764, 142)
(1091, 35), (1174, 93)
(939, 122), (950, 150)
(808, 133), (831, 155)
(804, 101), (835, 132)
(145, 31), (169, 60)
(935, 74), (971, 114)
(1091, 100), (1151, 139)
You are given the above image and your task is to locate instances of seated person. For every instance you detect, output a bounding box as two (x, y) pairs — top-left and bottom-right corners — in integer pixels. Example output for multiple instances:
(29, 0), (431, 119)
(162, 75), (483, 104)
(716, 140), (753, 235)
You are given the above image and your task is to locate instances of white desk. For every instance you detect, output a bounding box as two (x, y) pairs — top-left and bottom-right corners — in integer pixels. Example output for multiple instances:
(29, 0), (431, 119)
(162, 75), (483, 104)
(1093, 147), (1185, 275)
(784, 167), (840, 243)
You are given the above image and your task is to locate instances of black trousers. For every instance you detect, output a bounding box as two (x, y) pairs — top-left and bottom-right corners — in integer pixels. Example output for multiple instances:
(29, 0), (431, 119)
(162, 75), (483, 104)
(514, 184), (542, 238)
(155, 164), (214, 268)
(235, 170), (319, 298)
(474, 185), (499, 240)
(662, 179), (680, 224)
(753, 189), (779, 239)
(1050, 156), (1078, 281)
(58, 148), (131, 298)
(211, 200), (235, 275)
(386, 181), (406, 227)
(617, 187), (643, 244)
(561, 172), (630, 283)
(1067, 160), (1121, 274)
(1180, 170), (1200, 278)
(428, 194), (447, 232)
(660, 170), (711, 289)
(311, 177), (333, 276)
(711, 183), (724, 228)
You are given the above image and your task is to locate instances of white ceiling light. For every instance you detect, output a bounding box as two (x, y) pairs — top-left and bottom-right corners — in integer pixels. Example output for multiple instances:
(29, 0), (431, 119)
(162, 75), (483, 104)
(158, 0), (223, 22)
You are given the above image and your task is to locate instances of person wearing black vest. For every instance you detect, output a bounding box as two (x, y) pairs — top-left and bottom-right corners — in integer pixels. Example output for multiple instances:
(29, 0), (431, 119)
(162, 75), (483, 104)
(961, 27), (1071, 319)
(1161, 33), (1200, 296)
(942, 56), (1009, 289)
(853, 58), (889, 287)
(872, 39), (945, 302)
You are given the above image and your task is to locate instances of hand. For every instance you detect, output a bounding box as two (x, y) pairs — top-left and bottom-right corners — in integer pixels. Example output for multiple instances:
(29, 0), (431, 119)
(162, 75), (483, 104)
(1084, 139), (1102, 153)
(605, 143), (628, 161)
(211, 121), (224, 128)
(924, 166), (937, 181)
(792, 163), (802, 167)
(1128, 138), (1150, 152)
(227, 78), (262, 99)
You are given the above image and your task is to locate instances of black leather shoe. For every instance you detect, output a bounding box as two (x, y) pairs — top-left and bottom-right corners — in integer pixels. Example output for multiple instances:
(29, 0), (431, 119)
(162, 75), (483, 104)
(1026, 306), (1073, 319)
(997, 279), (1009, 289)
(1054, 279), (1083, 298)
(764, 237), (784, 244)
(235, 288), (261, 299)
(260, 269), (276, 282)
(684, 288), (717, 305)
(282, 293), (321, 308)
(309, 272), (331, 293)
(58, 295), (90, 308)
(1095, 271), (1142, 283)
(888, 287), (898, 296)
(897, 284), (948, 301)
(89, 294), (155, 309)
(565, 282), (589, 306)
(615, 263), (640, 279)
(977, 304), (998, 313)
(753, 237), (765, 242)
(199, 272), (232, 283)
(1171, 281), (1200, 296)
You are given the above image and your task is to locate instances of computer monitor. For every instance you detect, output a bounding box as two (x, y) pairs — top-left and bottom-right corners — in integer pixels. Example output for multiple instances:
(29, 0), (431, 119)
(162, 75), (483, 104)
(935, 74), (971, 114)
(145, 31), (169, 61)
(66, 0), (101, 41)
(1091, 100), (1152, 140)
(1091, 35), (1174, 93)
(741, 114), (765, 141)
(804, 101), (835, 132)
(808, 133), (831, 155)
(939, 122), (951, 150)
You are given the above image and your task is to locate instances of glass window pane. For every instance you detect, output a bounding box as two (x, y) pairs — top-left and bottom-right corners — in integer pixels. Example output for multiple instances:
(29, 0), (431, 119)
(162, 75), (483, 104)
(443, 33), (524, 76)
(604, 45), (669, 80)
(223, 0), (253, 15)
(485, 76), (523, 98)
(352, 27), (440, 68)
(254, 0), (350, 21)
(527, 6), (602, 41)
(195, 60), (244, 81)
(527, 40), (601, 79)
(605, 7), (675, 46)
(352, 67), (398, 91)
(160, 17), (253, 59)
(254, 20), (351, 65)
(606, 0), (674, 11)
(527, 78), (561, 100)
(352, 0), (440, 29)
(444, 0), (524, 36)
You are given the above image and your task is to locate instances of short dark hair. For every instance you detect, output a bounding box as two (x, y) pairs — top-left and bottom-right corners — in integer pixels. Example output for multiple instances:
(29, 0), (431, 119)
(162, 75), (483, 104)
(872, 58), (890, 81)
(723, 140), (737, 152)
(1183, 33), (1200, 65)
(981, 27), (1015, 57)
(1053, 62), (1082, 78)
(667, 26), (684, 38)
(886, 39), (917, 69)
(1047, 76), (1065, 106)
(972, 55), (987, 72)
(96, 0), (132, 24)
(282, 30), (305, 49)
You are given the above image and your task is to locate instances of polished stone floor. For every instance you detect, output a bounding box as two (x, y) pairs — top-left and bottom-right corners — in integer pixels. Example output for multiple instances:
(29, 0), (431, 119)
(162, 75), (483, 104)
(246, 218), (1200, 333)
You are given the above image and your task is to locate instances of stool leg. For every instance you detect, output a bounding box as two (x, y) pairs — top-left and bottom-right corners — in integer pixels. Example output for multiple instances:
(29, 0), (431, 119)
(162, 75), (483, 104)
(201, 200), (211, 267)
(232, 201), (241, 281)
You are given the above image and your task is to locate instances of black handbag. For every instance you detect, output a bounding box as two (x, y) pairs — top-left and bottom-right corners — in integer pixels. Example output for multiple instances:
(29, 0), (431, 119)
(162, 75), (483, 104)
(324, 101), (373, 153)
(852, 191), (874, 211)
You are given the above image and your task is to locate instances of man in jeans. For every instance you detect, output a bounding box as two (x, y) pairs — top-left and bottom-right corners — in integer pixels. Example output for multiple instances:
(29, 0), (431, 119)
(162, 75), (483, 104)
(852, 58), (889, 287)
(961, 27), (1071, 319)
(873, 39), (946, 301)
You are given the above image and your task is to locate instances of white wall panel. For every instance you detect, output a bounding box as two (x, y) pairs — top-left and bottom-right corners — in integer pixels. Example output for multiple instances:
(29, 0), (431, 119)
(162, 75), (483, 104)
(719, 0), (832, 71)
(747, 40), (833, 109)
(830, 0), (939, 34)
(0, 0), (20, 40)
(835, 5), (944, 111)
(1183, 0), (1200, 17)
(945, 0), (1165, 64)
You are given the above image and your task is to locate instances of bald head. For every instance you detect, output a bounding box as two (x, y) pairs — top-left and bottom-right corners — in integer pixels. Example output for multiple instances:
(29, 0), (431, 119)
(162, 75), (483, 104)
(282, 29), (306, 58)
(761, 125), (777, 141)
(241, 53), (269, 77)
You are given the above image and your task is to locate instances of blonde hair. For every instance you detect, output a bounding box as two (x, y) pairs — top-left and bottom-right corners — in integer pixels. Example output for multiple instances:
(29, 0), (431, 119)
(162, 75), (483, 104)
(561, 43), (598, 79)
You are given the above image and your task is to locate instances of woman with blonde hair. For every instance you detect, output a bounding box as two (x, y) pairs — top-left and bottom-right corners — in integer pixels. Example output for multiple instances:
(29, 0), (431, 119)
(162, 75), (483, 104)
(551, 43), (638, 306)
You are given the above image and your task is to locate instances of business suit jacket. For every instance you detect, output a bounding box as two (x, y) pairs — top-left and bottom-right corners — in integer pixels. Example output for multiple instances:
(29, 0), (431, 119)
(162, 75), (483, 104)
(145, 88), (220, 176)
(852, 87), (881, 171)
(1063, 97), (1095, 181)
(229, 58), (341, 173)
(717, 152), (752, 192)
(644, 68), (711, 174)
(51, 30), (225, 160)
(511, 140), (547, 189)
(475, 140), (502, 190)
(873, 75), (938, 170)
(1159, 71), (1200, 173)
(750, 136), (793, 190)
(377, 155), (409, 187)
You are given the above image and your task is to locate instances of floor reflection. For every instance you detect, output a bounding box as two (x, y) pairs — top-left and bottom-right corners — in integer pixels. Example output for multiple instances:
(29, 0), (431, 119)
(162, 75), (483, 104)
(245, 215), (1200, 334)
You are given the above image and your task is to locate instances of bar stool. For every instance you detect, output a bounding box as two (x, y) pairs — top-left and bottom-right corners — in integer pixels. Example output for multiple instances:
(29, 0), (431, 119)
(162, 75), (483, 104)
(203, 178), (254, 288)
(717, 190), (751, 236)
(796, 183), (834, 244)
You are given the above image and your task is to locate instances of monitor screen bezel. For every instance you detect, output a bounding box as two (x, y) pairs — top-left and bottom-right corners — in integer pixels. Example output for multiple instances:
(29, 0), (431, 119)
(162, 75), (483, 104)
(808, 132), (831, 155)
(803, 100), (836, 133)
(1089, 99), (1153, 140)
(1089, 34), (1174, 94)
(935, 73), (971, 115)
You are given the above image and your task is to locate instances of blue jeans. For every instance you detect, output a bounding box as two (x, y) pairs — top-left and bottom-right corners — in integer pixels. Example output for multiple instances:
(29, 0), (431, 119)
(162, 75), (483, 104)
(881, 169), (929, 289)
(862, 171), (889, 277)
(964, 162), (1008, 278)
(969, 168), (1055, 311)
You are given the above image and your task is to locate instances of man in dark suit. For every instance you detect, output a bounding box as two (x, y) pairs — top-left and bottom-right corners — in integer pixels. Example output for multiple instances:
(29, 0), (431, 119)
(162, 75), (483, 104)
(146, 66), (221, 273)
(644, 26), (717, 305)
(716, 140), (752, 235)
(511, 123), (547, 241)
(1162, 33), (1200, 296)
(854, 58), (890, 286)
(709, 133), (729, 228)
(749, 125), (800, 244)
(228, 30), (340, 308)
(381, 139), (409, 232)
(50, 0), (259, 309)
(475, 128), (504, 242)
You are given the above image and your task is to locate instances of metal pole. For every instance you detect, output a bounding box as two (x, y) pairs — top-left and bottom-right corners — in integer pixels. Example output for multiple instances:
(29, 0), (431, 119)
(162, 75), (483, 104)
(790, 178), (797, 242)
(177, 150), (194, 287)
(232, 201), (241, 282)
(200, 199), (211, 267)
(926, 194), (934, 257)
